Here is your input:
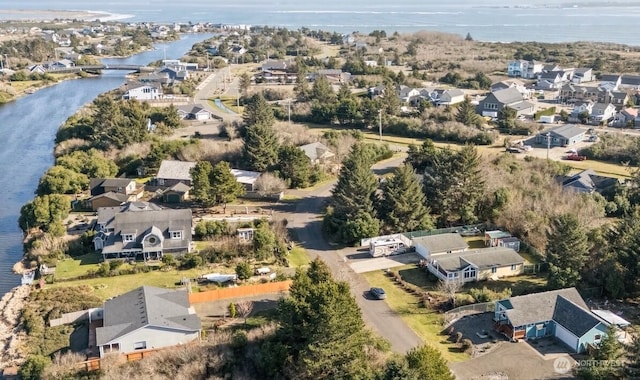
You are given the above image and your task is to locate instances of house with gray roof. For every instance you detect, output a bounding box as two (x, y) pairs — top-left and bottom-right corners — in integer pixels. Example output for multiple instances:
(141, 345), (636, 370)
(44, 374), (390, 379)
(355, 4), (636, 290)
(156, 160), (197, 187)
(412, 233), (468, 259)
(535, 124), (586, 147)
(299, 142), (335, 164)
(177, 104), (212, 120)
(96, 286), (201, 357)
(572, 68), (594, 84)
(427, 247), (524, 283)
(476, 87), (534, 117)
(494, 288), (610, 353)
(559, 169), (620, 194)
(93, 203), (193, 261)
(589, 102), (616, 125)
(620, 75), (640, 90)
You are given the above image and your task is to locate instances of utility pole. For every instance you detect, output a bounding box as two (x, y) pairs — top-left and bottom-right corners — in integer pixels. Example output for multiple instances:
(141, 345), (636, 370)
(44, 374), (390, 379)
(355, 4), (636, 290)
(546, 132), (551, 159)
(288, 99), (291, 123)
(378, 109), (383, 141)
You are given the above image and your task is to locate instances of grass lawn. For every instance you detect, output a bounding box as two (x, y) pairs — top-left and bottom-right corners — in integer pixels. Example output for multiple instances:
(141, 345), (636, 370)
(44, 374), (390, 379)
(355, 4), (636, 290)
(362, 269), (468, 363)
(464, 237), (485, 249)
(49, 268), (206, 300)
(220, 96), (243, 114)
(463, 274), (547, 297)
(287, 246), (310, 268)
(54, 253), (101, 280)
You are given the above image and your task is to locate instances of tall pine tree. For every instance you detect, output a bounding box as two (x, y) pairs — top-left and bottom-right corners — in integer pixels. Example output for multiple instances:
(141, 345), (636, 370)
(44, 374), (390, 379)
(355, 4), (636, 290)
(209, 161), (245, 210)
(379, 163), (433, 233)
(455, 96), (481, 127)
(190, 161), (214, 207)
(242, 92), (275, 127)
(243, 123), (279, 172)
(325, 143), (380, 244)
(546, 214), (590, 289)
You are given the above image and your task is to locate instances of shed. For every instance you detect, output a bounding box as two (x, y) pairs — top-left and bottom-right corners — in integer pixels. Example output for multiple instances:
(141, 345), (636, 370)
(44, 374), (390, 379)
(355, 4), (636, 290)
(498, 236), (521, 252)
(485, 230), (512, 247)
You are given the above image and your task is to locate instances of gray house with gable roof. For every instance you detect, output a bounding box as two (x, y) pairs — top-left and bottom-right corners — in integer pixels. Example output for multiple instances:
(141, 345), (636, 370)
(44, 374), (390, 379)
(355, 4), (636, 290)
(427, 247), (524, 283)
(93, 202), (193, 261)
(494, 288), (609, 353)
(96, 286), (201, 357)
(476, 87), (534, 118)
(535, 124), (586, 147)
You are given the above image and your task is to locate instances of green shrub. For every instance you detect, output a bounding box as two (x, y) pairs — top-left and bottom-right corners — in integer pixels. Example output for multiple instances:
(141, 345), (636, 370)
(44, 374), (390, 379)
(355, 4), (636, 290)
(18, 355), (50, 380)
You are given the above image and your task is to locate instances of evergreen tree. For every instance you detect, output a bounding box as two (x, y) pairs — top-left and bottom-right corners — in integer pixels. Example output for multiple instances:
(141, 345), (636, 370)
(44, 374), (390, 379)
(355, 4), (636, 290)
(577, 325), (623, 379)
(325, 143), (380, 244)
(242, 92), (275, 128)
(278, 259), (372, 379)
(601, 207), (640, 296)
(277, 145), (312, 188)
(253, 223), (277, 261)
(405, 345), (455, 380)
(497, 106), (518, 132)
(546, 214), (590, 289)
(239, 72), (252, 97)
(625, 333), (640, 378)
(294, 71), (310, 102)
(381, 81), (400, 116)
(455, 96), (481, 127)
(243, 122), (279, 172)
(379, 164), (433, 233)
(405, 139), (441, 173)
(310, 75), (335, 105)
(423, 145), (485, 226)
(190, 161), (214, 207)
(335, 83), (360, 125)
(210, 161), (245, 209)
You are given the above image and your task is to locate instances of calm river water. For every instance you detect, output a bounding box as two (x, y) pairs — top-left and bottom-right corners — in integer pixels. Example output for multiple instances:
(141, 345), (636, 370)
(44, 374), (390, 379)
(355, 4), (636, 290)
(0, 34), (211, 295)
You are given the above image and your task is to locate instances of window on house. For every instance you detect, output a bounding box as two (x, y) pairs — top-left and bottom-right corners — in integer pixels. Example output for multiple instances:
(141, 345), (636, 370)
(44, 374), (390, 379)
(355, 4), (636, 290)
(123, 234), (135, 242)
(491, 267), (497, 274)
(511, 264), (517, 270)
(134, 341), (147, 350)
(171, 231), (182, 239)
(594, 334), (602, 341)
(112, 343), (120, 351)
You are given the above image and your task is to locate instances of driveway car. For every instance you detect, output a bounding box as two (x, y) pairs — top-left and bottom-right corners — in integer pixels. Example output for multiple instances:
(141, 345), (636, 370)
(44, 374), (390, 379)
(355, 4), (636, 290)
(370, 287), (387, 300)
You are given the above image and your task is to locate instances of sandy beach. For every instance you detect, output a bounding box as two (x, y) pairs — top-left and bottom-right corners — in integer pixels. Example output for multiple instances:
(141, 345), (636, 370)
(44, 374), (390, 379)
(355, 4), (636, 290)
(0, 9), (132, 22)
(0, 285), (31, 370)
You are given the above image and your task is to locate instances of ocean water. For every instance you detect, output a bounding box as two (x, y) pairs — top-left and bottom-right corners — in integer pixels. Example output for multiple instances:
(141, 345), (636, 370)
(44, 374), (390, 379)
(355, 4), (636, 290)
(2, 0), (640, 45)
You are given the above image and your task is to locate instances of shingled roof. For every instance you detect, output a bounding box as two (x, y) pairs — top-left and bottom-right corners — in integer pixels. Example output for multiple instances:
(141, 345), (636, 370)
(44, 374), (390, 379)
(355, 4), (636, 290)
(96, 286), (201, 347)
(499, 288), (589, 328)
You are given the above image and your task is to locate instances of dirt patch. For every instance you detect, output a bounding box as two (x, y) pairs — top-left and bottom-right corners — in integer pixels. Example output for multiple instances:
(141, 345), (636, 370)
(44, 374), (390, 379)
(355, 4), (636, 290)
(0, 285), (31, 369)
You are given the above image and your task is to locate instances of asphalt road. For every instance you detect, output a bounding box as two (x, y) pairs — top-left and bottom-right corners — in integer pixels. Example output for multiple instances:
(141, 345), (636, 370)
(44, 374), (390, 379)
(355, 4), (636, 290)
(194, 66), (241, 122)
(283, 155), (423, 354)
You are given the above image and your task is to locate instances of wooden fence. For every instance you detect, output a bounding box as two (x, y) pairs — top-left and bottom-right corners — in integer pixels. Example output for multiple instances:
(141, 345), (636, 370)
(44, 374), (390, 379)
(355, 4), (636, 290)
(189, 280), (292, 304)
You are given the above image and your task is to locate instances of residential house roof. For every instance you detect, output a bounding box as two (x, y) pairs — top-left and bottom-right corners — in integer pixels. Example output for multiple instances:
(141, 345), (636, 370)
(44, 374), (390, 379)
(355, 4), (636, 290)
(157, 160), (196, 181)
(90, 192), (128, 204)
(591, 310), (631, 327)
(97, 201), (163, 229)
(100, 208), (192, 254)
(552, 296), (604, 337)
(574, 67), (592, 76)
(163, 182), (191, 195)
(485, 230), (512, 239)
(560, 169), (620, 193)
(442, 89), (464, 98)
(621, 75), (640, 87)
(96, 286), (201, 346)
(499, 287), (588, 328)
(177, 104), (208, 115)
(299, 142), (335, 162)
(412, 233), (468, 254)
(491, 87), (524, 105)
(230, 169), (261, 185)
(544, 124), (585, 140)
(591, 102), (614, 114)
(509, 101), (534, 112)
(542, 64), (562, 72)
(599, 74), (621, 83)
(432, 247), (523, 273)
(90, 178), (135, 195)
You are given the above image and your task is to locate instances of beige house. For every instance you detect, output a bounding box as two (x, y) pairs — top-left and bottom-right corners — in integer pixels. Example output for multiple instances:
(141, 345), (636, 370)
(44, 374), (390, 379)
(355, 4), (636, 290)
(427, 247), (524, 284)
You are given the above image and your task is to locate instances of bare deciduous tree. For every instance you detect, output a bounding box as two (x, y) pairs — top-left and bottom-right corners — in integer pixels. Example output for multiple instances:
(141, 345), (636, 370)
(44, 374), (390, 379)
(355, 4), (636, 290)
(437, 279), (463, 308)
(235, 299), (254, 325)
(254, 172), (287, 195)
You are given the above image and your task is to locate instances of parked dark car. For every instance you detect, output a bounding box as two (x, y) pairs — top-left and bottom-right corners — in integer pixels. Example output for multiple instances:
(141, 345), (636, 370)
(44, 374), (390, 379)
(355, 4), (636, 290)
(455, 226), (481, 236)
(369, 287), (387, 300)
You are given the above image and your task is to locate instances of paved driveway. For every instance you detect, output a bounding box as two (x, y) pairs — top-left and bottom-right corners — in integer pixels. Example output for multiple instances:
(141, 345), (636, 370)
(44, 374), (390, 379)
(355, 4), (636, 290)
(449, 340), (576, 380)
(348, 252), (422, 274)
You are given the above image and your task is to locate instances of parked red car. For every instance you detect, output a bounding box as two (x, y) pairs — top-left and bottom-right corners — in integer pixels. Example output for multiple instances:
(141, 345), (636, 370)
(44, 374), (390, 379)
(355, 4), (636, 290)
(565, 154), (587, 161)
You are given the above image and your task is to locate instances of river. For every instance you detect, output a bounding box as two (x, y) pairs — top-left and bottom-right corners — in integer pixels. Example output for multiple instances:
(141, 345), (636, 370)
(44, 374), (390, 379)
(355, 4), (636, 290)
(0, 34), (211, 295)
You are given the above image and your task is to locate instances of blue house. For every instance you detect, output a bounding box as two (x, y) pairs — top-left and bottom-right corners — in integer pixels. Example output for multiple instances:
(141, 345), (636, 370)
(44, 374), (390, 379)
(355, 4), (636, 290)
(494, 288), (609, 353)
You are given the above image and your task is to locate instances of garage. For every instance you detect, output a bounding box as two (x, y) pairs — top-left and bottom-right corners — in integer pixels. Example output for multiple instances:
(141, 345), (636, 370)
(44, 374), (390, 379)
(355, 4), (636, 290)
(554, 323), (578, 352)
